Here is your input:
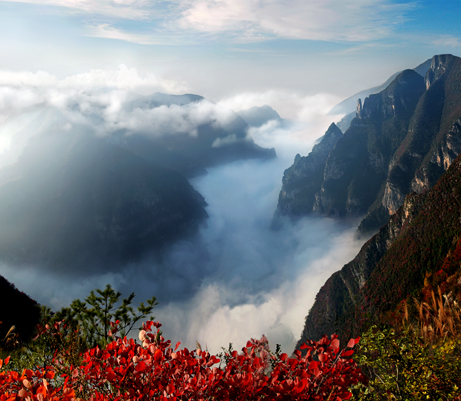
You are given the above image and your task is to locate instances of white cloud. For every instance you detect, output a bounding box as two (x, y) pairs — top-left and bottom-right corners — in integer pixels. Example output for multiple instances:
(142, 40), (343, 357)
(219, 90), (343, 149)
(0, 65), (189, 94)
(86, 24), (167, 45)
(2, 0), (155, 19)
(177, 0), (415, 42)
(0, 67), (242, 150)
(3, 0), (414, 43)
(152, 159), (364, 353)
(432, 35), (461, 48)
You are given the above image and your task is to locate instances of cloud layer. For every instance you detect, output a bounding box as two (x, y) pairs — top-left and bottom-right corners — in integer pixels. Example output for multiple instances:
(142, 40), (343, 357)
(0, 65), (363, 355)
(3, 0), (415, 44)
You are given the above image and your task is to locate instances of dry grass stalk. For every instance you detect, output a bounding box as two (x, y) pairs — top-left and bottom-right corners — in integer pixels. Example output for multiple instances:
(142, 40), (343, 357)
(413, 287), (461, 342)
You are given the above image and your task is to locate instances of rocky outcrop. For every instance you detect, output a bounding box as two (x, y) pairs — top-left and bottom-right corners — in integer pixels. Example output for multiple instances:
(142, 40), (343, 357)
(360, 54), (461, 234)
(297, 189), (426, 345)
(274, 123), (342, 219)
(276, 54), (461, 236)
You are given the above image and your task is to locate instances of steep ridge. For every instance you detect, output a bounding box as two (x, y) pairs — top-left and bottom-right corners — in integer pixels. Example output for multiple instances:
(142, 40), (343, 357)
(297, 150), (461, 347)
(331, 58), (431, 132)
(276, 54), (461, 236)
(274, 123), (343, 219)
(360, 54), (461, 233)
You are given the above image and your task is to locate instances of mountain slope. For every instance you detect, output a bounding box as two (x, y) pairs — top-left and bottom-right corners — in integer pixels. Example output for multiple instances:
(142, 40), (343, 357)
(297, 148), (461, 346)
(0, 275), (41, 343)
(276, 54), (461, 236)
(237, 105), (286, 128)
(0, 129), (208, 272)
(274, 123), (343, 220)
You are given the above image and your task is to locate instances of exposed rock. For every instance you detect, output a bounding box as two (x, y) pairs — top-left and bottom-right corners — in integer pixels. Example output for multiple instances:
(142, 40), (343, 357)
(275, 54), (461, 237)
(298, 149), (461, 348)
(297, 189), (427, 346)
(274, 123), (342, 219)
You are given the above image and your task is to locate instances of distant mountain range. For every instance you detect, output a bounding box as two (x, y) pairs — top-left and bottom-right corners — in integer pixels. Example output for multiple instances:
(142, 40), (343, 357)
(111, 93), (276, 178)
(275, 54), (461, 237)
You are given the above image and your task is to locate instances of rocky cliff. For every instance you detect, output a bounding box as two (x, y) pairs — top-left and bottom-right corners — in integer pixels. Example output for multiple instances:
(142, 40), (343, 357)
(297, 148), (461, 346)
(276, 54), (461, 236)
(274, 123), (342, 220)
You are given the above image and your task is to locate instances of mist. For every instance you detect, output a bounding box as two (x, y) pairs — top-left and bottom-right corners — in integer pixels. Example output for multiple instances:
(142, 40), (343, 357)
(0, 68), (366, 354)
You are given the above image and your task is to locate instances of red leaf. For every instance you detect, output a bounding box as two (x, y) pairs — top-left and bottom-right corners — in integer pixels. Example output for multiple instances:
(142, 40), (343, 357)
(154, 349), (163, 363)
(342, 350), (354, 357)
(347, 337), (360, 348)
(136, 360), (147, 372)
(330, 339), (340, 351)
(318, 353), (328, 363)
(279, 353), (288, 362)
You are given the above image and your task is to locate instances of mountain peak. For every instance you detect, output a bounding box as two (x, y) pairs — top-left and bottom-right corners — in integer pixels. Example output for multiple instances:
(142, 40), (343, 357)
(425, 54), (459, 89)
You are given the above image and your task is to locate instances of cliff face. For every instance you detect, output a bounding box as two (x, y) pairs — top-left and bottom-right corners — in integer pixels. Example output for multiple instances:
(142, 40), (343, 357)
(276, 55), (461, 236)
(297, 189), (426, 345)
(275, 123), (342, 218)
(297, 150), (461, 347)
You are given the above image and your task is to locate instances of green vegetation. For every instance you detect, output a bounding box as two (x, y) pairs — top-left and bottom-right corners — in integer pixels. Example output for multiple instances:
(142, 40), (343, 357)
(1, 284), (157, 373)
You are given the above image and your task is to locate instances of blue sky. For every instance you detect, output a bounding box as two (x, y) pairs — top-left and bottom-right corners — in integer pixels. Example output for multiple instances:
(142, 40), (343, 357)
(0, 0), (460, 115)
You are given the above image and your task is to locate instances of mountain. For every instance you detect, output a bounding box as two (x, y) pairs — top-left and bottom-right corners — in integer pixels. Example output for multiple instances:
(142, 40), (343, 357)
(297, 148), (461, 346)
(0, 128), (208, 272)
(276, 54), (461, 236)
(0, 91), (279, 271)
(0, 274), (41, 343)
(237, 105), (287, 128)
(330, 58), (431, 132)
(109, 93), (276, 178)
(273, 123), (343, 221)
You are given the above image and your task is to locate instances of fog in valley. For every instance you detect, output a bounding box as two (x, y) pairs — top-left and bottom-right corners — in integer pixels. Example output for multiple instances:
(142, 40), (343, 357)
(0, 68), (366, 353)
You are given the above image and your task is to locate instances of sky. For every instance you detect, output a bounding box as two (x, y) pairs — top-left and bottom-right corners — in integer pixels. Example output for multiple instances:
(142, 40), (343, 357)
(1, 0), (461, 353)
(0, 0), (460, 113)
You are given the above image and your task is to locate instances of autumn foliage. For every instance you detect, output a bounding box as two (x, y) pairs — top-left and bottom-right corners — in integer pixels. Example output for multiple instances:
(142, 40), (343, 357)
(0, 320), (366, 400)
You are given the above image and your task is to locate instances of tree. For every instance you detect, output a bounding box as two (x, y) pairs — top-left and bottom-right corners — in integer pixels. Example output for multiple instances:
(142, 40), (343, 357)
(50, 284), (158, 348)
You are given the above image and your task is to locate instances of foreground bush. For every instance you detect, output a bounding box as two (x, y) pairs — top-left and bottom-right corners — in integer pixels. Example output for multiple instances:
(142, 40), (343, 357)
(0, 320), (366, 400)
(351, 288), (461, 400)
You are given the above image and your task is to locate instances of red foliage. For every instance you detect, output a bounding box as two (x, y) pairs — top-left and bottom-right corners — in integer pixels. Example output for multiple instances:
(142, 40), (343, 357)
(0, 321), (366, 400)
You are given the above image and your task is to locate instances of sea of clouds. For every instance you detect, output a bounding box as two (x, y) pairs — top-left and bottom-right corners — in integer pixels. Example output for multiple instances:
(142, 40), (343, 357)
(0, 65), (364, 353)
